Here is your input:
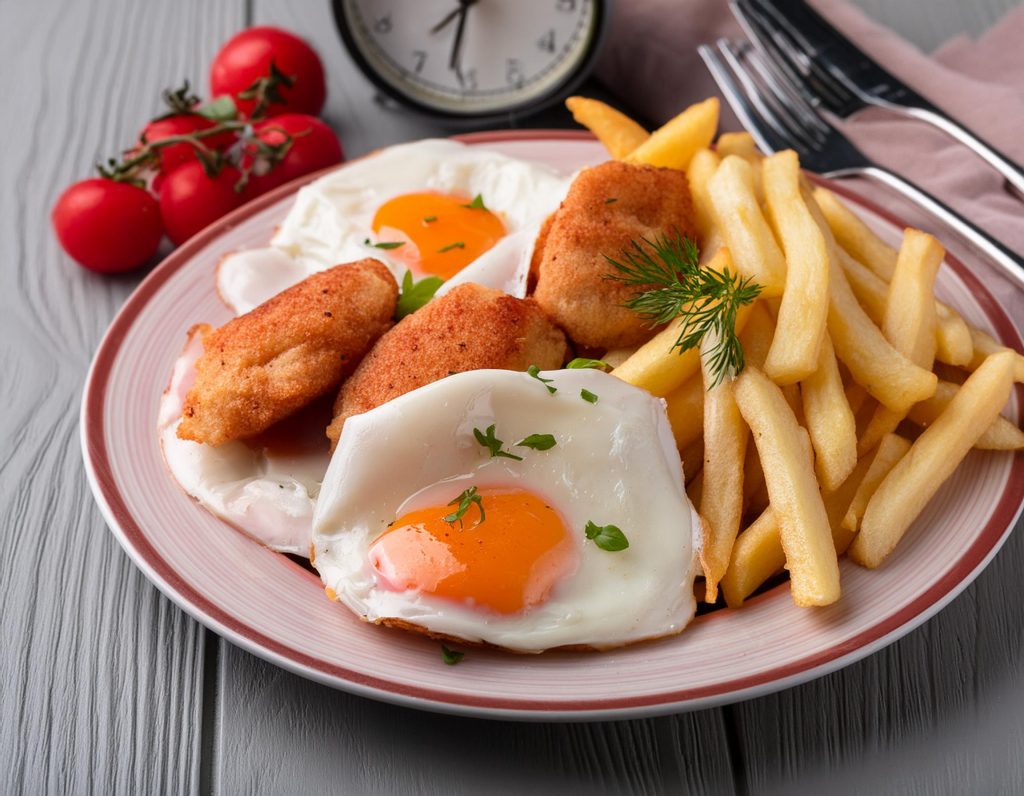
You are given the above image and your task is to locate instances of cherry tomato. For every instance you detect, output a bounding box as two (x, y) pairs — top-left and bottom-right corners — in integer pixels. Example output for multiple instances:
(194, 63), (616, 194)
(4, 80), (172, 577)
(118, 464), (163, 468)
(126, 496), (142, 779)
(140, 114), (238, 174)
(244, 114), (342, 196)
(52, 179), (163, 273)
(210, 27), (326, 118)
(159, 162), (244, 245)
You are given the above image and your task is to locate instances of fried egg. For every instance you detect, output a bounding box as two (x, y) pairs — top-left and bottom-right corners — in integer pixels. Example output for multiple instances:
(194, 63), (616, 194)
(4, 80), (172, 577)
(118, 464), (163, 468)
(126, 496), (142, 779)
(311, 369), (701, 653)
(217, 140), (571, 314)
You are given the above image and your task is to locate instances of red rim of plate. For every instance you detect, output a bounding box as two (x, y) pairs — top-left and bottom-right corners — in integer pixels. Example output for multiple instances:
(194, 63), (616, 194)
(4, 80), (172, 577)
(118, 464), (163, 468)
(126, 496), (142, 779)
(81, 130), (1024, 718)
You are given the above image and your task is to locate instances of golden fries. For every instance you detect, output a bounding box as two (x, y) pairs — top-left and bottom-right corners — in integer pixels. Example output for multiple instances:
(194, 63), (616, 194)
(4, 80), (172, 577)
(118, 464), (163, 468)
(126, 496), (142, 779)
(663, 375), (704, 451)
(734, 367), (840, 606)
(801, 334), (857, 491)
(849, 351), (1017, 567)
(762, 151), (830, 384)
(842, 433), (911, 533)
(687, 148), (722, 241)
(624, 98), (719, 170)
(967, 327), (1024, 381)
(565, 96), (649, 159)
(907, 380), (1024, 451)
(708, 156), (787, 296)
(698, 335), (750, 603)
(720, 508), (783, 608)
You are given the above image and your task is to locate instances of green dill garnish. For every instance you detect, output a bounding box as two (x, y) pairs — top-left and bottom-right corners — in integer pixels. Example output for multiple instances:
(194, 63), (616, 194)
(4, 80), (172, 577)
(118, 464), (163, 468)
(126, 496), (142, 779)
(566, 358), (612, 372)
(580, 389), (598, 404)
(461, 194), (487, 210)
(423, 215), (438, 223)
(473, 424), (523, 461)
(395, 271), (444, 320)
(584, 521), (629, 552)
(441, 644), (464, 665)
(527, 365), (556, 394)
(364, 238), (405, 250)
(604, 232), (761, 387)
(444, 486), (485, 528)
(605, 197), (618, 204)
(516, 433), (556, 451)
(438, 241), (466, 253)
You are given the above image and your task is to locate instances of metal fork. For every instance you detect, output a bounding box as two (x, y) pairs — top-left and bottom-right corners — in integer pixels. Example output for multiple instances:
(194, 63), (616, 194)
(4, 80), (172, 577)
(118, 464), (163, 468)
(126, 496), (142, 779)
(698, 39), (1024, 292)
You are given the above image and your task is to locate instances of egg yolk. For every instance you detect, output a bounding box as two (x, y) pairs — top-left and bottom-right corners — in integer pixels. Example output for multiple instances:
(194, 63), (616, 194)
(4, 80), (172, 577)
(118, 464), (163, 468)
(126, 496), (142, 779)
(368, 489), (576, 615)
(372, 192), (505, 279)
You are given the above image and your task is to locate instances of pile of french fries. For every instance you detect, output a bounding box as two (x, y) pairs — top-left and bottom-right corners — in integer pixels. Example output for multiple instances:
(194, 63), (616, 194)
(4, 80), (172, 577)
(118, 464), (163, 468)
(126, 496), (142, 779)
(567, 96), (1024, 608)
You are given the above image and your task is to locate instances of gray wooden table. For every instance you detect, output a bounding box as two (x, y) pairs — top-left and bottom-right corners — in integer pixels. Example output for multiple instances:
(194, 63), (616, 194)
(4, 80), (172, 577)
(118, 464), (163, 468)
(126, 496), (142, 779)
(3, 1), (1022, 793)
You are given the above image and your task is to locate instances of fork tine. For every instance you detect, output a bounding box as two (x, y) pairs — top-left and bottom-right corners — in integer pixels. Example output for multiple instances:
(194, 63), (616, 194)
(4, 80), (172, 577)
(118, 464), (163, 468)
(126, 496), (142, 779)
(736, 43), (829, 143)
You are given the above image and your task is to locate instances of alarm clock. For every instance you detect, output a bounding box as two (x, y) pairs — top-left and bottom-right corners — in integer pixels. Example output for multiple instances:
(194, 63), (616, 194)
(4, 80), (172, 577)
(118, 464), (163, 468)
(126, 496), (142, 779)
(332, 0), (610, 124)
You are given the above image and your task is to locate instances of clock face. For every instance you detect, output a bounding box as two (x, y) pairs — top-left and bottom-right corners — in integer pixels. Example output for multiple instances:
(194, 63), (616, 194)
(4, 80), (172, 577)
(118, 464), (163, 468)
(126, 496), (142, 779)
(337, 0), (601, 116)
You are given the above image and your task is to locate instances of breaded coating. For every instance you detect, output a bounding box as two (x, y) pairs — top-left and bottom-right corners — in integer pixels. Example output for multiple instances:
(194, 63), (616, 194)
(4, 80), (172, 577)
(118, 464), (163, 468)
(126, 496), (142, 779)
(178, 260), (398, 446)
(327, 283), (568, 445)
(533, 161), (699, 349)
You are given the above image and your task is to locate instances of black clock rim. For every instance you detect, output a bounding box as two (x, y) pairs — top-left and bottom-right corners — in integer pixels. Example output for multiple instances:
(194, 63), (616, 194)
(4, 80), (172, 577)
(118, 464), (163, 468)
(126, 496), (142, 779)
(330, 0), (609, 125)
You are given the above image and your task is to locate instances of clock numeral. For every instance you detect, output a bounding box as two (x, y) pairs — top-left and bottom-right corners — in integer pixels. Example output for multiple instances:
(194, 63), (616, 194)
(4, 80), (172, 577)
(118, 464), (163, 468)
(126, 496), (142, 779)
(556, 0), (576, 12)
(537, 29), (556, 53)
(457, 68), (478, 92)
(506, 58), (525, 90)
(412, 50), (427, 74)
(373, 14), (392, 34)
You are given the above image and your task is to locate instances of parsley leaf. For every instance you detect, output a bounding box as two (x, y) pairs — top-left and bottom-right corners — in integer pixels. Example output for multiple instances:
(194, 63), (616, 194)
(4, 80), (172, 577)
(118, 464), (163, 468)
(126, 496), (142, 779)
(527, 365), (557, 394)
(516, 433), (556, 451)
(423, 215), (438, 223)
(441, 644), (465, 665)
(461, 194), (487, 210)
(473, 424), (523, 461)
(566, 358), (612, 372)
(438, 241), (466, 253)
(604, 197), (618, 204)
(444, 486), (485, 528)
(395, 271), (444, 320)
(364, 238), (405, 250)
(584, 521), (629, 552)
(580, 388), (599, 404)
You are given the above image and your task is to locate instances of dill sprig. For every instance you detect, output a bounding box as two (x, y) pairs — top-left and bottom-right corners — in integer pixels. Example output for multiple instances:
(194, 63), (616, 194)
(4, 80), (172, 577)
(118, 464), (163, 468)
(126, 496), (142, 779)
(604, 233), (762, 387)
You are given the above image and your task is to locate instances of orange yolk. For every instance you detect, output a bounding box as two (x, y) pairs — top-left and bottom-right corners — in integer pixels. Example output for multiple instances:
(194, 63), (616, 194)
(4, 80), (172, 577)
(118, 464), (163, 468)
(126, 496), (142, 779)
(372, 192), (505, 279)
(368, 489), (576, 615)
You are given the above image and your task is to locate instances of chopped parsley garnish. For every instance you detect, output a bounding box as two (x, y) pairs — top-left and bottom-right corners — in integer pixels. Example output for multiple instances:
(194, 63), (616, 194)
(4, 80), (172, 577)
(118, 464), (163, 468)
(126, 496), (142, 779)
(363, 238), (405, 250)
(527, 364), (556, 394)
(605, 197), (618, 204)
(441, 644), (465, 665)
(444, 486), (485, 528)
(566, 358), (612, 372)
(473, 424), (523, 461)
(585, 521), (629, 552)
(438, 241), (466, 253)
(604, 233), (761, 387)
(580, 388), (599, 404)
(516, 433), (556, 451)
(461, 194), (487, 210)
(423, 215), (438, 223)
(395, 271), (444, 320)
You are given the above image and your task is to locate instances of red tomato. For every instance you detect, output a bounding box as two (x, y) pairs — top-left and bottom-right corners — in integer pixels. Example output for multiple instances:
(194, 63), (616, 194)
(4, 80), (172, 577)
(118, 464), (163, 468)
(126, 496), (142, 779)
(52, 179), (163, 273)
(140, 115), (238, 174)
(244, 114), (343, 196)
(159, 162), (244, 245)
(210, 27), (326, 118)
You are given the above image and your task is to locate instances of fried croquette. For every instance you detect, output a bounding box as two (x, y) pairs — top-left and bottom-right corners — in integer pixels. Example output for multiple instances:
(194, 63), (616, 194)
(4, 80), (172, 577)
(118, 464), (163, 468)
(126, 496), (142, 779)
(533, 161), (699, 349)
(326, 283), (568, 445)
(178, 260), (398, 446)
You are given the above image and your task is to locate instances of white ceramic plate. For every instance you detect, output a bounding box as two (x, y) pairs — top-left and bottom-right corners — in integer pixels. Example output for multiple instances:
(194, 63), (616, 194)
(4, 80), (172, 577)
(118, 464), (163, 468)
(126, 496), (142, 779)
(82, 132), (1024, 720)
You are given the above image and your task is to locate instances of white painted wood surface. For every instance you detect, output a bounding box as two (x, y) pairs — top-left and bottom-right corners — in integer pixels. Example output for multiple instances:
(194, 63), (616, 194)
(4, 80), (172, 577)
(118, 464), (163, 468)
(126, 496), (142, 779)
(2, 0), (1021, 793)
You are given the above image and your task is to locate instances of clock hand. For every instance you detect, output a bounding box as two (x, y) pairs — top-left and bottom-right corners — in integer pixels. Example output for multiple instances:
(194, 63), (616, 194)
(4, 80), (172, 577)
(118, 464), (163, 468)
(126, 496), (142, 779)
(430, 0), (477, 35)
(448, 0), (478, 76)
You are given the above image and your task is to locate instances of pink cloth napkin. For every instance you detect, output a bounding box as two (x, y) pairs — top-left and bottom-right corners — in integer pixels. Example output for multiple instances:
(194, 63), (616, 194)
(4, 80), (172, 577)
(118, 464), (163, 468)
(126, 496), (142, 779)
(595, 1), (1024, 319)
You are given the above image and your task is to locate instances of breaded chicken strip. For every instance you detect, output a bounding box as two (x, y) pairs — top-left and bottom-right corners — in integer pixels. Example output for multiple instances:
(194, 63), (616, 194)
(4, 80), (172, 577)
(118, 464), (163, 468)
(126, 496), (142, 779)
(178, 260), (397, 446)
(533, 161), (699, 349)
(327, 283), (568, 445)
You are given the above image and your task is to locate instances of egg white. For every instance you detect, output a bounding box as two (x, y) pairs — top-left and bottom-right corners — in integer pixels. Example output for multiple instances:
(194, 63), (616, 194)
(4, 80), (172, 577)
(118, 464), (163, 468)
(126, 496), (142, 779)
(311, 369), (701, 653)
(217, 139), (571, 314)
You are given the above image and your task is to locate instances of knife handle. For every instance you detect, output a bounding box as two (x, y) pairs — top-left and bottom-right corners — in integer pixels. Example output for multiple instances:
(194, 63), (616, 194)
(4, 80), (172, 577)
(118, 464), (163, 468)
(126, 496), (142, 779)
(861, 165), (1024, 292)
(882, 102), (1024, 201)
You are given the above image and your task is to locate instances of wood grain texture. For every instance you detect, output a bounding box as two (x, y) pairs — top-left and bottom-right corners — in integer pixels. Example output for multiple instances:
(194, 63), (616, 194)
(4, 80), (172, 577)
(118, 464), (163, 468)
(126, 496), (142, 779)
(0, 0), (245, 793)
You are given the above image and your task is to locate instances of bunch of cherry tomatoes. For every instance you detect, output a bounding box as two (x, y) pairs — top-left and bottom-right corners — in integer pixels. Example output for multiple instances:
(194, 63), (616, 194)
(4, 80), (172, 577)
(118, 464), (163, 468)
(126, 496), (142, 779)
(53, 27), (343, 274)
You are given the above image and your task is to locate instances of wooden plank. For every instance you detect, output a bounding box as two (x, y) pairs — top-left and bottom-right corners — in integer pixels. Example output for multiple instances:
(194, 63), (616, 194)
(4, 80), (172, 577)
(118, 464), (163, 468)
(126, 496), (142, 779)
(0, 0), (245, 792)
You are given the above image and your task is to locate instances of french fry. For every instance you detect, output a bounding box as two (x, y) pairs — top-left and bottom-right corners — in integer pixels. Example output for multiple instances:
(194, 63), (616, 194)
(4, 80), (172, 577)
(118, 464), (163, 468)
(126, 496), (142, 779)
(845, 382), (869, 416)
(687, 148), (722, 241)
(857, 229), (943, 455)
(601, 344), (640, 369)
(708, 156), (787, 296)
(742, 442), (769, 517)
(680, 438), (705, 481)
(699, 336), (750, 603)
(848, 351), (1017, 568)
(720, 508), (784, 608)
(733, 366), (840, 606)
(761, 151), (830, 384)
(624, 97), (719, 170)
(737, 301), (775, 370)
(715, 132), (764, 201)
(565, 96), (649, 159)
(611, 249), (753, 396)
(801, 334), (857, 491)
(967, 327), (1024, 381)
(664, 375), (704, 451)
(933, 305), (974, 367)
(842, 433), (912, 533)
(907, 380), (1024, 450)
